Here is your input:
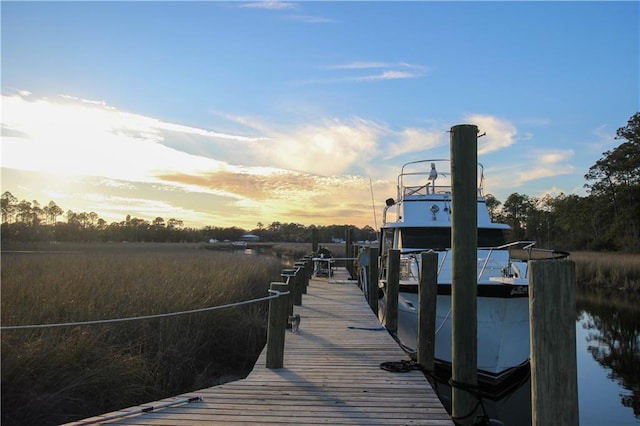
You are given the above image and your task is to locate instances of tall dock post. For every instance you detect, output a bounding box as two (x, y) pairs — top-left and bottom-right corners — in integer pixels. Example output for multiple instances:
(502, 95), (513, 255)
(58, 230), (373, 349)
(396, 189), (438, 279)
(345, 227), (354, 277)
(450, 124), (479, 424)
(417, 251), (438, 373)
(384, 249), (400, 333)
(293, 262), (305, 304)
(266, 282), (289, 369)
(529, 260), (578, 426)
(311, 228), (319, 253)
(281, 269), (296, 316)
(367, 247), (379, 314)
(300, 258), (310, 294)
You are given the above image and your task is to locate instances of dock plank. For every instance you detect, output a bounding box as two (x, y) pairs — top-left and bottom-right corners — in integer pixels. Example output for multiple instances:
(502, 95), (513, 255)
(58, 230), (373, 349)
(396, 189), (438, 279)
(66, 269), (452, 425)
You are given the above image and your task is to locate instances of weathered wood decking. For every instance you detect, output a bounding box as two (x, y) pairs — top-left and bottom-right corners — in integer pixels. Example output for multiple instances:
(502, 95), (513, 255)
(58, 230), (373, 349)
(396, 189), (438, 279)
(69, 269), (452, 425)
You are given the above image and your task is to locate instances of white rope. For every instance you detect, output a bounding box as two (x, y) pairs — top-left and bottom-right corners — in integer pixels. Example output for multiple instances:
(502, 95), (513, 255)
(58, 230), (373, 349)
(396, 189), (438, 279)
(435, 308), (452, 335)
(1, 291), (290, 331)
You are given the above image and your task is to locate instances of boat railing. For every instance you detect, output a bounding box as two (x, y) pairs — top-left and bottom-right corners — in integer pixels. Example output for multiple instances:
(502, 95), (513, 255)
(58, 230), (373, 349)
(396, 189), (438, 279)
(477, 241), (570, 280)
(403, 184), (453, 197)
(399, 241), (568, 282)
(398, 248), (450, 278)
(396, 159), (485, 201)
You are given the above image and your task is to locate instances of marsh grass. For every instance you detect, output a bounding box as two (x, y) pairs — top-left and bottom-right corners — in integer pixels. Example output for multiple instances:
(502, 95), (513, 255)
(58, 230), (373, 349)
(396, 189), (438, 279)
(569, 251), (640, 295)
(1, 243), (283, 425)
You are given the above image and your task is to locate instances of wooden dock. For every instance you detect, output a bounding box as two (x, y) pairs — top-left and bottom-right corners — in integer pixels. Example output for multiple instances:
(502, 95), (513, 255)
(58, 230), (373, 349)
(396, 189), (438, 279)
(68, 269), (452, 425)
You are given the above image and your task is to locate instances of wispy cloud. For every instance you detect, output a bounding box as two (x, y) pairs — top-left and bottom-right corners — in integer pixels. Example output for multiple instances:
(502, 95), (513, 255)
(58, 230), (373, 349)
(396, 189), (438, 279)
(222, 115), (384, 175)
(514, 164), (576, 184)
(587, 124), (616, 153)
(464, 114), (518, 155)
(330, 62), (393, 70)
(158, 168), (376, 226)
(330, 61), (426, 71)
(239, 1), (333, 23)
(485, 152), (576, 194)
(384, 128), (446, 160)
(537, 149), (574, 164)
(296, 62), (429, 85)
(0, 93), (260, 183)
(240, 1), (297, 10)
(355, 71), (421, 81)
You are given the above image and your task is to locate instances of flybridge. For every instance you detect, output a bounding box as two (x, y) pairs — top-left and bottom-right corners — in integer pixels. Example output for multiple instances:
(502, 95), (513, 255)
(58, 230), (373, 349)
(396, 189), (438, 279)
(396, 159), (484, 199)
(382, 159), (506, 229)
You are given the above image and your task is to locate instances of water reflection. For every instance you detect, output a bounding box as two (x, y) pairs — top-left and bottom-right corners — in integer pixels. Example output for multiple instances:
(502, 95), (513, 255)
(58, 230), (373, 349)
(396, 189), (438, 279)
(431, 373), (531, 425)
(577, 293), (640, 421)
(425, 292), (640, 425)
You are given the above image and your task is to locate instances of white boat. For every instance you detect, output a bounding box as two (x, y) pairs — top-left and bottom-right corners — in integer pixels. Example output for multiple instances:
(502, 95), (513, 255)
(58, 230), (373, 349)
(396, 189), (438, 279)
(362, 159), (568, 386)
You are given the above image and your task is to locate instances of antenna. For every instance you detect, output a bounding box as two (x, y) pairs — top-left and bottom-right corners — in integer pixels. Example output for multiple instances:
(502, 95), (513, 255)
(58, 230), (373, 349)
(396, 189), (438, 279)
(369, 178), (378, 229)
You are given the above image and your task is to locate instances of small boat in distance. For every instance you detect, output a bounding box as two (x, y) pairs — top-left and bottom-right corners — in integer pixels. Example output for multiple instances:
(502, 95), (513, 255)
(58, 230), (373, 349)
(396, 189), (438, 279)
(360, 159), (568, 387)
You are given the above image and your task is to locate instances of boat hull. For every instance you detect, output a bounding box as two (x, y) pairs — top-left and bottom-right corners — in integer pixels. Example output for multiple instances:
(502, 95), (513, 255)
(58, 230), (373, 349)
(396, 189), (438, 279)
(380, 286), (530, 384)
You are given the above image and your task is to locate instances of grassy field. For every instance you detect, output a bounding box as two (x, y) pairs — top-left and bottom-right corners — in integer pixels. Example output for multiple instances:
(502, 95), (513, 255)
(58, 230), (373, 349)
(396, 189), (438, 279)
(1, 242), (287, 425)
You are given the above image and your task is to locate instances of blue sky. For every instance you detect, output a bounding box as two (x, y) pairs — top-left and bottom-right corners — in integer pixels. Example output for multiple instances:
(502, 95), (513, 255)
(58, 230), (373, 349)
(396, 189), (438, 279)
(2, 1), (638, 229)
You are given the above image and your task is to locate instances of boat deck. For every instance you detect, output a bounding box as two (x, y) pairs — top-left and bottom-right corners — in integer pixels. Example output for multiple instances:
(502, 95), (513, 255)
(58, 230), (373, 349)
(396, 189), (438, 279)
(67, 268), (452, 425)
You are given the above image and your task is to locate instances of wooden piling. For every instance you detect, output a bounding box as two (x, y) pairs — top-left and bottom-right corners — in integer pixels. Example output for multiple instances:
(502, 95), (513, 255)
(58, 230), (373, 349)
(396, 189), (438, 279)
(385, 249), (400, 333)
(311, 228), (319, 253)
(529, 259), (578, 426)
(345, 228), (354, 277)
(281, 269), (296, 315)
(300, 258), (310, 294)
(266, 282), (289, 369)
(450, 124), (479, 425)
(293, 262), (305, 305)
(417, 251), (438, 373)
(367, 247), (379, 314)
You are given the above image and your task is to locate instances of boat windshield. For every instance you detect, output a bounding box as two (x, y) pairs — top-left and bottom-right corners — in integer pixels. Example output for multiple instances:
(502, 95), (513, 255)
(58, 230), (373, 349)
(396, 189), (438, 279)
(398, 227), (508, 249)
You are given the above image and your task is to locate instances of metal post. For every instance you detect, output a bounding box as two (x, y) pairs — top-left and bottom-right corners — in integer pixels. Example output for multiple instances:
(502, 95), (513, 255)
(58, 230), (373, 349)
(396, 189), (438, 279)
(450, 124), (479, 424)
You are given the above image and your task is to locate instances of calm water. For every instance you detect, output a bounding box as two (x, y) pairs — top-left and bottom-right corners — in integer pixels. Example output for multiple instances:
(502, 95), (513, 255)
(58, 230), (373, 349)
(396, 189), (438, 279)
(431, 294), (640, 425)
(576, 295), (640, 425)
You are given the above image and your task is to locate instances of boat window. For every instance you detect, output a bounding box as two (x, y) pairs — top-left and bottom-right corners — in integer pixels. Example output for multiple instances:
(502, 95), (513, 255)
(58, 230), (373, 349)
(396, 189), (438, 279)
(398, 228), (507, 249)
(400, 228), (450, 249)
(478, 228), (508, 247)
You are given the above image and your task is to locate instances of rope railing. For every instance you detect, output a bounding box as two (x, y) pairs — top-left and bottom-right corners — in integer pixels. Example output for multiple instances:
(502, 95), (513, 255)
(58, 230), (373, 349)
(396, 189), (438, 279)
(0, 291), (289, 331)
(2, 254), (317, 372)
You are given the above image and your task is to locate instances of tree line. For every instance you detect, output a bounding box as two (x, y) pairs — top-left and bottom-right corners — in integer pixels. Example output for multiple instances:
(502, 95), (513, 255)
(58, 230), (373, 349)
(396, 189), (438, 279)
(0, 195), (378, 245)
(2, 113), (638, 252)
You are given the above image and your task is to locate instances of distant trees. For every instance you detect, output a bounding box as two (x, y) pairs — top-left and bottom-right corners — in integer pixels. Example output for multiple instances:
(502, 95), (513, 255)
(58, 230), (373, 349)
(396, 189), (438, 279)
(0, 192), (377, 245)
(1, 191), (18, 223)
(484, 194), (501, 222)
